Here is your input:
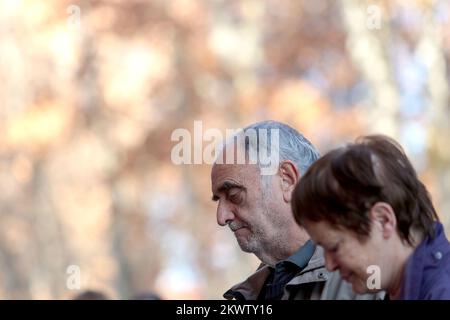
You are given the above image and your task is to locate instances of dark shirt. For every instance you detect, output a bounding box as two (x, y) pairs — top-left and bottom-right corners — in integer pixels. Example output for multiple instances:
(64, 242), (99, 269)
(258, 240), (316, 300)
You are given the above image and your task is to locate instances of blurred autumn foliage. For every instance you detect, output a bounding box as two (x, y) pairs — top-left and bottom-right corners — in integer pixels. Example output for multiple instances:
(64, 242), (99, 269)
(0, 0), (449, 299)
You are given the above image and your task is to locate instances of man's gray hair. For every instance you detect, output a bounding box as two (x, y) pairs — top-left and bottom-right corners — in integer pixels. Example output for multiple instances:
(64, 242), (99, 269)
(241, 120), (320, 175)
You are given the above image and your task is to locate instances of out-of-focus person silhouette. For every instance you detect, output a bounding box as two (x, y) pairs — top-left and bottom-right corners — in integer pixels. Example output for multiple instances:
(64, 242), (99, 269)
(130, 291), (162, 300)
(72, 290), (110, 300)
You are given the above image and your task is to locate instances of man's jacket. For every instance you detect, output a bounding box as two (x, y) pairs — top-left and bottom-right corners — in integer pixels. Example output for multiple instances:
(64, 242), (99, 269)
(224, 246), (385, 300)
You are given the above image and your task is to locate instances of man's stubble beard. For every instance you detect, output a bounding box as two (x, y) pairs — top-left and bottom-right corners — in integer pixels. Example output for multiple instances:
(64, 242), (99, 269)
(238, 182), (273, 256)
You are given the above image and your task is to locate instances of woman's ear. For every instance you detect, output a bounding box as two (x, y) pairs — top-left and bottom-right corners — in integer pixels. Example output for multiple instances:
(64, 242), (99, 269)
(279, 160), (300, 203)
(369, 202), (397, 239)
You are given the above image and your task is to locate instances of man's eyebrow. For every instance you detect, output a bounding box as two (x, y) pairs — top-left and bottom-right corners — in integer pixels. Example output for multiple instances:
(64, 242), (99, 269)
(211, 181), (244, 201)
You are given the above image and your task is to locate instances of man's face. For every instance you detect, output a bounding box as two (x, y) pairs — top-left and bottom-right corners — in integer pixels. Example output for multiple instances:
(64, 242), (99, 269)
(211, 161), (279, 255)
(304, 219), (387, 294)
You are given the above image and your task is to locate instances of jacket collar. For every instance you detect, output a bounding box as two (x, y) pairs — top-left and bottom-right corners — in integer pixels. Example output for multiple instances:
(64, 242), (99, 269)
(401, 222), (450, 299)
(224, 244), (327, 300)
(284, 239), (316, 269)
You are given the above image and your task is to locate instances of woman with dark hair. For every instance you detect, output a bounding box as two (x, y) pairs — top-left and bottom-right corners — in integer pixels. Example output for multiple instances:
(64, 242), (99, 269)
(291, 135), (450, 300)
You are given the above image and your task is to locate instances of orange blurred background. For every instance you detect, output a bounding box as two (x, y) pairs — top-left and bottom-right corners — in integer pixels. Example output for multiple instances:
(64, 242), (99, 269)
(0, 0), (449, 299)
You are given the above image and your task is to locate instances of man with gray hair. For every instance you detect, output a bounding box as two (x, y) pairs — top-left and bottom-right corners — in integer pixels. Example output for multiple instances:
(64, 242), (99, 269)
(211, 120), (384, 300)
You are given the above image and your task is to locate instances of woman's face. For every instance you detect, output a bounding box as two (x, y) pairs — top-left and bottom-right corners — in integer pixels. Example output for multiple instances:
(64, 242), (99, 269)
(304, 219), (389, 294)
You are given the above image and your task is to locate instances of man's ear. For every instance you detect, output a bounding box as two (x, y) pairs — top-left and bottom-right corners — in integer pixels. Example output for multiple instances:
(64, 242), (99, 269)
(279, 160), (300, 203)
(369, 202), (397, 239)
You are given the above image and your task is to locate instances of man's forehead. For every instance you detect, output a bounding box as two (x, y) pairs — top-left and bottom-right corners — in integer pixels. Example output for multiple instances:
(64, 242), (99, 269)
(211, 162), (259, 187)
(212, 162), (247, 180)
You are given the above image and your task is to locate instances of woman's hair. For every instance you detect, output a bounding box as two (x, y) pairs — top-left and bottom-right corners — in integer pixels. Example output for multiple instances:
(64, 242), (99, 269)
(291, 135), (439, 245)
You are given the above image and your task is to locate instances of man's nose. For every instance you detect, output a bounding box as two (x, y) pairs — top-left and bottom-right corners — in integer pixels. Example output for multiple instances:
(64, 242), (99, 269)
(216, 201), (234, 226)
(325, 251), (339, 272)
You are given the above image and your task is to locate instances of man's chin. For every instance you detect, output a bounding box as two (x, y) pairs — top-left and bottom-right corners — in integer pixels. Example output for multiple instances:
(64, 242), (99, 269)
(237, 241), (253, 253)
(236, 239), (258, 253)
